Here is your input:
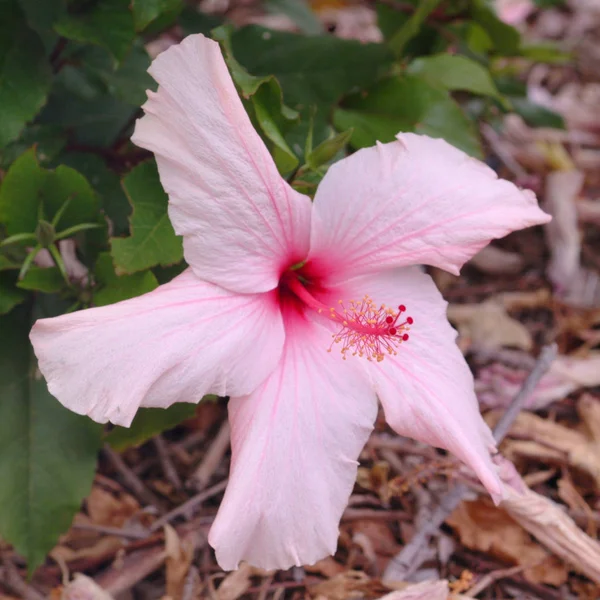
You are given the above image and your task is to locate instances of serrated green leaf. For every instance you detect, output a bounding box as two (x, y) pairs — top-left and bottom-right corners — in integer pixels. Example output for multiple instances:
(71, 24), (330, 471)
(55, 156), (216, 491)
(54, 0), (135, 62)
(18, 0), (65, 50)
(93, 252), (157, 306)
(58, 152), (131, 236)
(111, 161), (183, 274)
(0, 308), (102, 572)
(105, 403), (198, 451)
(333, 74), (482, 158)
(17, 266), (64, 293)
(0, 149), (98, 236)
(0, 2), (52, 148)
(40, 85), (138, 148)
(0, 124), (67, 169)
(230, 26), (393, 108)
(408, 54), (502, 100)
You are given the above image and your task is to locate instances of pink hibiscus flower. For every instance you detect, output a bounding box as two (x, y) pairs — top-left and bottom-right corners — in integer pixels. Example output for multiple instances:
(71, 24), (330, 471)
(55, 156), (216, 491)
(30, 34), (550, 571)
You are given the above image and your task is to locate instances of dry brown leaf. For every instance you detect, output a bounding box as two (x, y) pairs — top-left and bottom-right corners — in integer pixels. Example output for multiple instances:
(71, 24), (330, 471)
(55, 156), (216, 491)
(447, 498), (567, 585)
(215, 563), (265, 600)
(545, 170), (585, 289)
(352, 520), (401, 557)
(60, 574), (114, 600)
(309, 570), (387, 600)
(376, 580), (449, 600)
(500, 467), (600, 584)
(448, 299), (532, 351)
(164, 525), (194, 600)
(305, 557), (346, 578)
(469, 246), (525, 276)
(86, 486), (140, 527)
(357, 462), (392, 503)
(477, 354), (600, 409)
(487, 396), (600, 487)
(51, 536), (123, 565)
(557, 477), (597, 536)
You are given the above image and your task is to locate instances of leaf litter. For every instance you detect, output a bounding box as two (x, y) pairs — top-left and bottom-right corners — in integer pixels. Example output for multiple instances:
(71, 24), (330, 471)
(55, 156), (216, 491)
(4, 1), (600, 599)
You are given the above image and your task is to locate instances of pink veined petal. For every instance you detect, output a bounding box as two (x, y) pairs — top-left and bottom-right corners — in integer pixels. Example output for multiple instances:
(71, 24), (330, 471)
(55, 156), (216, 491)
(208, 317), (377, 571)
(333, 267), (503, 502)
(132, 34), (312, 294)
(30, 269), (284, 427)
(308, 133), (550, 281)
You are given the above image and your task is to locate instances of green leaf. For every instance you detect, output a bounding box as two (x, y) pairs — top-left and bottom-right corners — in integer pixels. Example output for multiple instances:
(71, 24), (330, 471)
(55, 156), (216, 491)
(333, 74), (482, 158)
(39, 84), (138, 147)
(306, 128), (353, 170)
(0, 2), (52, 148)
(0, 149), (98, 236)
(111, 161), (183, 274)
(520, 42), (570, 64)
(18, 0), (65, 50)
(387, 0), (442, 57)
(132, 0), (182, 31)
(213, 25), (299, 174)
(264, 0), (323, 35)
(0, 253), (21, 271)
(407, 54), (502, 99)
(0, 124), (67, 170)
(470, 0), (520, 55)
(509, 97), (565, 129)
(54, 0), (135, 62)
(0, 308), (102, 572)
(0, 273), (27, 314)
(230, 26), (393, 108)
(58, 152), (131, 236)
(105, 403), (198, 451)
(178, 5), (222, 36)
(17, 266), (64, 293)
(93, 252), (158, 306)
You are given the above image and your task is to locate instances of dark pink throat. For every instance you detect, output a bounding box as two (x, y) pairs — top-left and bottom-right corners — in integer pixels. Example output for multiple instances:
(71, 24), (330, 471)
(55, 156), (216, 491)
(279, 269), (413, 362)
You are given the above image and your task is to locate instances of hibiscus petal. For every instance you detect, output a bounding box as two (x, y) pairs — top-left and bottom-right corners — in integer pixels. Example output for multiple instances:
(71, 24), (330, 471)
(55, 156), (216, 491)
(308, 133), (550, 280)
(334, 267), (503, 502)
(208, 318), (377, 570)
(30, 269), (284, 427)
(132, 34), (312, 294)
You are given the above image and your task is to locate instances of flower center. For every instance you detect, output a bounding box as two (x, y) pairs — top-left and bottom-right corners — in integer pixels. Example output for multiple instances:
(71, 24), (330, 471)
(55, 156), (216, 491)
(283, 272), (413, 362)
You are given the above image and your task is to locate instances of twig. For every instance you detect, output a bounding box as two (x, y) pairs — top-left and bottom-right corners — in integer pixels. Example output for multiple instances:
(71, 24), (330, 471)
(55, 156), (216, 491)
(0, 556), (45, 600)
(71, 522), (148, 540)
(481, 123), (529, 180)
(153, 435), (184, 490)
(464, 564), (527, 597)
(103, 444), (165, 509)
(149, 479), (228, 533)
(492, 344), (558, 443)
(187, 421), (230, 491)
(382, 343), (558, 582)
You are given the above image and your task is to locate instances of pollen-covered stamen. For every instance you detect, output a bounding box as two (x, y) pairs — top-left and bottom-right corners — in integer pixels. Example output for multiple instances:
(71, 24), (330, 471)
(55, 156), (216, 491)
(327, 297), (413, 362)
(283, 276), (413, 362)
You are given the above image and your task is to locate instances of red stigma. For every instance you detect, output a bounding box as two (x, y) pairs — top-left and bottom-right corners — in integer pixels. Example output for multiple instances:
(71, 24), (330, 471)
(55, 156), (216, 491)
(407, 317), (414, 325)
(326, 296), (414, 362)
